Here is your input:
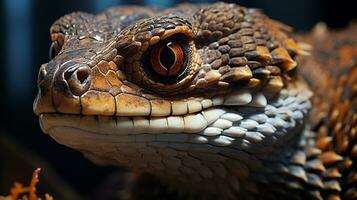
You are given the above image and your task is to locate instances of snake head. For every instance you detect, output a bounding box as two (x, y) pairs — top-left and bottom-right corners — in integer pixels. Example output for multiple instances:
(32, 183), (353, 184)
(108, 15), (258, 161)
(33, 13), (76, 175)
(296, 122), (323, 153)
(33, 3), (313, 198)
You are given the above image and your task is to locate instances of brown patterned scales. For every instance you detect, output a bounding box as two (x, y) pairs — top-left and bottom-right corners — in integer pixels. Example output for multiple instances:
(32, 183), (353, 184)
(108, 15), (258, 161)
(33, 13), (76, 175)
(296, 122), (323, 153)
(33, 2), (356, 200)
(297, 23), (357, 200)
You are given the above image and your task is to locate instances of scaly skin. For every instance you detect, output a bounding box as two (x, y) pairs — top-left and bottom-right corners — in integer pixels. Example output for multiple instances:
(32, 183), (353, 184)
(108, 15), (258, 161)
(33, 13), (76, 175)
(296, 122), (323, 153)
(33, 3), (356, 200)
(297, 24), (357, 200)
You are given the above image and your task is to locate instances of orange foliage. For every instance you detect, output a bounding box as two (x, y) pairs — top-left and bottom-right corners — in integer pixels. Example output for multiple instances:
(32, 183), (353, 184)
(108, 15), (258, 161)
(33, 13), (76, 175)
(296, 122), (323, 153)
(1, 168), (53, 200)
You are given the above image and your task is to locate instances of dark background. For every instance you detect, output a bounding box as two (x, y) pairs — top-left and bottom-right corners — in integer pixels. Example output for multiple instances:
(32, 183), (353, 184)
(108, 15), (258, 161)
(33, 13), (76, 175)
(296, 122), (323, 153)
(0, 0), (355, 199)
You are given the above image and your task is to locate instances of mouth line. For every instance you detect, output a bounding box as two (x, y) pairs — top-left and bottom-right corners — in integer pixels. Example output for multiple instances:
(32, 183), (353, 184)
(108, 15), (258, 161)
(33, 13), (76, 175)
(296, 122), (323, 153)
(35, 88), (271, 118)
(39, 105), (242, 135)
(37, 102), (266, 118)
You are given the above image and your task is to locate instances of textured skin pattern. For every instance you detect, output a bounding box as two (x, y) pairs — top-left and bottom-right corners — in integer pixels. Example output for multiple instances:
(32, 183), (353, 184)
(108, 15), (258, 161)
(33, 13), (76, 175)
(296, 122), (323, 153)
(32, 3), (356, 200)
(297, 24), (357, 200)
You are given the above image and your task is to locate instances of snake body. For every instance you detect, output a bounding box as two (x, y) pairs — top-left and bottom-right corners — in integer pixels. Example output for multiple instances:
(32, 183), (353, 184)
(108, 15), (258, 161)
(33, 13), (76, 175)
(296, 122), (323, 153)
(33, 3), (357, 199)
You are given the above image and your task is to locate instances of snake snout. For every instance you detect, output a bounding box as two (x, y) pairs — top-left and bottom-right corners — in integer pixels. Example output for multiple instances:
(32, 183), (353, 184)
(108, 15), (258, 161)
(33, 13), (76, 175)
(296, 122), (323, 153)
(64, 65), (91, 96)
(37, 64), (47, 86)
(34, 63), (57, 115)
(34, 61), (93, 115)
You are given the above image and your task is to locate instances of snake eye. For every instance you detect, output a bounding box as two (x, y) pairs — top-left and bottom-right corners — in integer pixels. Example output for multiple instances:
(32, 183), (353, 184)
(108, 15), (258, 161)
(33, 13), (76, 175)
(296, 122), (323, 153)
(139, 34), (194, 88)
(148, 39), (186, 78)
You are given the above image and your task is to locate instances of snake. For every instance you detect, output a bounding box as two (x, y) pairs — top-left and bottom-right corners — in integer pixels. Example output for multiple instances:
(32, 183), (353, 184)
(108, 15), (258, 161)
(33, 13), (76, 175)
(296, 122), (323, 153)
(33, 2), (357, 200)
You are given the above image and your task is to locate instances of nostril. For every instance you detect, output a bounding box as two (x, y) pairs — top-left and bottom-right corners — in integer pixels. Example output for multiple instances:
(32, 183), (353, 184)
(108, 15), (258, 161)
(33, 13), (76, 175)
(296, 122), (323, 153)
(76, 67), (89, 84)
(64, 65), (91, 96)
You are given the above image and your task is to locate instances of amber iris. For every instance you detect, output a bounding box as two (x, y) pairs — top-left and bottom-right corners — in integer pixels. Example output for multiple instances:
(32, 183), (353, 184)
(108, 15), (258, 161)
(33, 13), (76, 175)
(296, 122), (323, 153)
(150, 40), (185, 77)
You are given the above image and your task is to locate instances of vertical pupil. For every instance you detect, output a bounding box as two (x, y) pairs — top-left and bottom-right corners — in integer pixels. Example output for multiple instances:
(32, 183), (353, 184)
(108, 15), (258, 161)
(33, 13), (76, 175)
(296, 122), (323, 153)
(160, 42), (175, 70)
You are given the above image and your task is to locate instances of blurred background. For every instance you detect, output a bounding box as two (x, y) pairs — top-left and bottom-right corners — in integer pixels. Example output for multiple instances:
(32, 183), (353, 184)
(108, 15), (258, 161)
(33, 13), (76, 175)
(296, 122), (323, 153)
(0, 0), (356, 199)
